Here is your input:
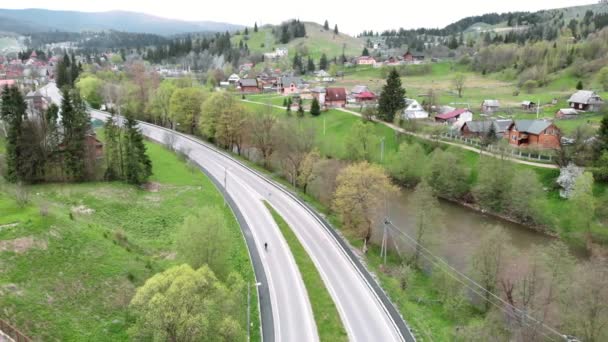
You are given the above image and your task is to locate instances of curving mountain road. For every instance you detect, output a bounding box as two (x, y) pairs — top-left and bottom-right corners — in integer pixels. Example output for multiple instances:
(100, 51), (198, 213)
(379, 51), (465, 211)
(47, 82), (415, 341)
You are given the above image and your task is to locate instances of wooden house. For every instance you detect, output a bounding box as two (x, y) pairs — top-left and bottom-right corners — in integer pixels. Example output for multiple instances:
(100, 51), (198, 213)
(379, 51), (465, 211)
(504, 120), (561, 149)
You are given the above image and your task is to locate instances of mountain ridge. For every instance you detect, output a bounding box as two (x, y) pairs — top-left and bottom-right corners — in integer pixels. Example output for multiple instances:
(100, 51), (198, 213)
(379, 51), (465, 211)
(0, 8), (244, 35)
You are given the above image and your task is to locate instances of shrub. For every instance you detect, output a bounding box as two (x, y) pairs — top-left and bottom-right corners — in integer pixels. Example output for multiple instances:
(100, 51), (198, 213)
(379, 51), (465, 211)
(523, 79), (539, 94)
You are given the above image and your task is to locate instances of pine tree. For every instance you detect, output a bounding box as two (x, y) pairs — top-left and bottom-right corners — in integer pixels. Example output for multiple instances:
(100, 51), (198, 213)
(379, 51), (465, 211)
(319, 53), (328, 70)
(61, 88), (90, 181)
(286, 97), (292, 115)
(576, 80), (584, 90)
(254, 22), (258, 33)
(70, 53), (79, 84)
(293, 53), (303, 74)
(0, 86), (27, 182)
(124, 115), (152, 185)
(324, 20), (329, 30)
(378, 68), (406, 122)
(310, 97), (321, 116)
(307, 57), (315, 73)
(297, 99), (304, 118)
(244, 27), (249, 35)
(334, 24), (339, 35)
(103, 114), (123, 180)
(55, 57), (70, 88)
(362, 47), (370, 56)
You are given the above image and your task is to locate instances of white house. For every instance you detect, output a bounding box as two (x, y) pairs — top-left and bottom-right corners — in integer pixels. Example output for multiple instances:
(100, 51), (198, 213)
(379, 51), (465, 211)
(275, 47), (288, 57)
(315, 70), (334, 83)
(402, 99), (429, 120)
(227, 74), (241, 85)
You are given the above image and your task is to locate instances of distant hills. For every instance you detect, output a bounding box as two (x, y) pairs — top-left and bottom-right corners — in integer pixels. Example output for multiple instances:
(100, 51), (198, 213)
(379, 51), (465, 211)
(0, 8), (243, 36)
(232, 22), (364, 59)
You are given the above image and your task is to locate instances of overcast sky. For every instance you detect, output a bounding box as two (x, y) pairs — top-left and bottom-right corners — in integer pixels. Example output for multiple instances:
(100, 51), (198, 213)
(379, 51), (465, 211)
(2, 0), (597, 34)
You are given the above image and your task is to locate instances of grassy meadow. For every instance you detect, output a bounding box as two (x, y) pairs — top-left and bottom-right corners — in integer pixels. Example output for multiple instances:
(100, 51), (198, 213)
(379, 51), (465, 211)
(0, 137), (259, 341)
(231, 22), (364, 59)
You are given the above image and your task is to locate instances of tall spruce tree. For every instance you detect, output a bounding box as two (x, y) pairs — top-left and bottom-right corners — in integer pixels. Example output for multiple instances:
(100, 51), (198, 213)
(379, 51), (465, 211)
(124, 115), (152, 185)
(55, 57), (70, 88)
(103, 114), (123, 180)
(254, 22), (258, 33)
(319, 53), (328, 70)
(334, 24), (339, 35)
(310, 97), (321, 116)
(307, 57), (315, 73)
(324, 20), (329, 30)
(61, 88), (90, 181)
(70, 53), (79, 85)
(1, 86), (27, 182)
(378, 68), (406, 122)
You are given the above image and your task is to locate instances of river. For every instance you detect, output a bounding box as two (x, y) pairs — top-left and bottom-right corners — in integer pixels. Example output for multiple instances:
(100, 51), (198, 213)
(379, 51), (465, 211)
(373, 189), (587, 273)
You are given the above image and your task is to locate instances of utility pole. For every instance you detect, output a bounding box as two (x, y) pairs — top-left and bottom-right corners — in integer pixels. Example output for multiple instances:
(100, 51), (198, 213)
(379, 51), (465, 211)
(380, 217), (390, 265)
(247, 282), (262, 342)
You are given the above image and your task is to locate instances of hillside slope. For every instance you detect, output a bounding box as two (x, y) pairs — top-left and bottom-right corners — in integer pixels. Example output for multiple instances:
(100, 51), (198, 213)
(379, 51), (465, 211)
(0, 8), (243, 35)
(233, 22), (364, 59)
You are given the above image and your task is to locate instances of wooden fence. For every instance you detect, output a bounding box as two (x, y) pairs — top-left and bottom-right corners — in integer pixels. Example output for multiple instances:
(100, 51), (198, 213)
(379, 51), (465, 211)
(0, 319), (30, 342)
(441, 133), (555, 163)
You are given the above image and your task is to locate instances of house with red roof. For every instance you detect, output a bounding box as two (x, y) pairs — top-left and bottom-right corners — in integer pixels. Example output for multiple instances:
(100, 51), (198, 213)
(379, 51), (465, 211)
(325, 88), (347, 108)
(435, 108), (473, 124)
(0, 79), (16, 88)
(357, 56), (376, 65)
(354, 91), (377, 103)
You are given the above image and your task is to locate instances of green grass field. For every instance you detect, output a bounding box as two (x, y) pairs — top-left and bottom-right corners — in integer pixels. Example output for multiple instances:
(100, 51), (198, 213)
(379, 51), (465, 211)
(263, 201), (347, 342)
(242, 98), (608, 244)
(232, 22), (364, 59)
(0, 139), (259, 341)
(333, 62), (608, 137)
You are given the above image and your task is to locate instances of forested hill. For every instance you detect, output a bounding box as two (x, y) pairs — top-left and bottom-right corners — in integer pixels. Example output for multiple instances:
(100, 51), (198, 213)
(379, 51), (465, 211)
(361, 2), (608, 40)
(0, 8), (243, 35)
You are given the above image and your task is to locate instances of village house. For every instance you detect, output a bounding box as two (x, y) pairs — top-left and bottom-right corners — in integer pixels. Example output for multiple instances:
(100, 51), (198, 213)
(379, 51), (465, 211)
(357, 56), (376, 65)
(238, 78), (261, 93)
(556, 108), (580, 119)
(239, 63), (254, 72)
(481, 99), (500, 114)
(460, 119), (513, 138)
(86, 133), (105, 160)
(403, 51), (425, 64)
(351, 85), (370, 97)
(264, 47), (289, 60)
(311, 87), (326, 105)
(227, 73), (241, 85)
(314, 70), (334, 83)
(25, 89), (51, 116)
(567, 90), (603, 111)
(354, 91), (377, 104)
(402, 98), (428, 120)
(435, 108), (473, 127)
(278, 76), (304, 95)
(504, 120), (561, 149)
(521, 101), (537, 111)
(324, 88), (347, 108)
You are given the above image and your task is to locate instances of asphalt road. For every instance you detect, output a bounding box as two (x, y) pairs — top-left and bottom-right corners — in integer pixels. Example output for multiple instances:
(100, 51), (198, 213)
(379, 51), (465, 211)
(128, 117), (414, 342)
(48, 82), (415, 342)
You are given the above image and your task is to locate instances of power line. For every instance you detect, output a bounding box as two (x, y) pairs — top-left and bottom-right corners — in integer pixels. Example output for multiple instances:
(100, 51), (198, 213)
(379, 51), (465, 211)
(385, 221), (567, 341)
(386, 225), (558, 341)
